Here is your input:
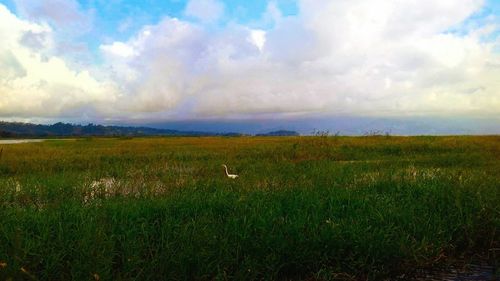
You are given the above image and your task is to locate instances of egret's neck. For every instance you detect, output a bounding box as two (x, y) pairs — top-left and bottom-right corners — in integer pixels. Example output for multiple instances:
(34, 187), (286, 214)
(223, 166), (229, 176)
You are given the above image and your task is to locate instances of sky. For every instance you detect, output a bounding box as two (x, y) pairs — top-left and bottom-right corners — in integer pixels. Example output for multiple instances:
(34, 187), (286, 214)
(0, 0), (499, 132)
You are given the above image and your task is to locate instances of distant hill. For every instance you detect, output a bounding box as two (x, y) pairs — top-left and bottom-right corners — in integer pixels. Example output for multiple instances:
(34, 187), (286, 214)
(256, 130), (300, 136)
(0, 121), (243, 137)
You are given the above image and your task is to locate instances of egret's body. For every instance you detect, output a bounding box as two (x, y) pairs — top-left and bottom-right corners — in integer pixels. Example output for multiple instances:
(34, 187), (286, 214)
(222, 164), (238, 179)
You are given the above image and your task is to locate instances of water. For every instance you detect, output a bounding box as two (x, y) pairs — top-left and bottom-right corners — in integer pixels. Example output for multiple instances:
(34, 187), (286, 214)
(408, 263), (498, 281)
(0, 139), (46, 144)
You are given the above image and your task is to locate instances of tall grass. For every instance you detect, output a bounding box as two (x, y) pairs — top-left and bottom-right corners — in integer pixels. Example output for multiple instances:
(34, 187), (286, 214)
(0, 136), (498, 280)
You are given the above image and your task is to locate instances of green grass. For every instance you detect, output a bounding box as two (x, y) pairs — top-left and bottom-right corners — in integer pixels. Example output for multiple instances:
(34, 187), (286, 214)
(0, 136), (498, 280)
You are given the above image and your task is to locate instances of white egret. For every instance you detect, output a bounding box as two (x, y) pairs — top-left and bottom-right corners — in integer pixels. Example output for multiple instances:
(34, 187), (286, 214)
(222, 164), (238, 179)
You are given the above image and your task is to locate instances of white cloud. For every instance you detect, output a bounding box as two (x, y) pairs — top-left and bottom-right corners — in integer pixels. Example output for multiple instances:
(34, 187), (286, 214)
(13, 0), (93, 33)
(12, 0), (95, 63)
(96, 0), (499, 120)
(185, 0), (225, 23)
(100, 18), (207, 115)
(0, 5), (117, 118)
(248, 29), (266, 51)
(2, 1), (500, 121)
(100, 42), (136, 58)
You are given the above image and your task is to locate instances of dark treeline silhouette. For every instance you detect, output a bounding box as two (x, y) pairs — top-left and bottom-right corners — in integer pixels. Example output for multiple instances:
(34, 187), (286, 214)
(255, 130), (300, 136)
(0, 121), (243, 137)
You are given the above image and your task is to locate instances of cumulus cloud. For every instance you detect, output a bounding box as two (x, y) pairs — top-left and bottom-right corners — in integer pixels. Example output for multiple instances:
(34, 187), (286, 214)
(1, 0), (500, 121)
(13, 0), (93, 33)
(98, 0), (500, 120)
(0, 5), (117, 118)
(11, 0), (95, 63)
(248, 29), (266, 51)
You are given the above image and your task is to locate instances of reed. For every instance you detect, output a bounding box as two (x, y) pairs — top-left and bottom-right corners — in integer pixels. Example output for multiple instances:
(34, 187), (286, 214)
(0, 136), (498, 280)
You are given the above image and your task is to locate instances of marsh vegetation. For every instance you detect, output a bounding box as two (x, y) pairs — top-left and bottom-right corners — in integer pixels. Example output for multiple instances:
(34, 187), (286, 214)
(0, 136), (498, 280)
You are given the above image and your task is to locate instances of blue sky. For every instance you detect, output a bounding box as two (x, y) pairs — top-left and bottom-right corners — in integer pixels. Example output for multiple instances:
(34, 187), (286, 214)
(0, 0), (499, 130)
(90, 0), (297, 53)
(84, 0), (297, 41)
(0, 0), (298, 37)
(0, 0), (497, 48)
(0, 0), (300, 61)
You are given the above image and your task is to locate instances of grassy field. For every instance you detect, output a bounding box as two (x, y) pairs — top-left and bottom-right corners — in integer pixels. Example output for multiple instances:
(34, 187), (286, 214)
(0, 136), (498, 280)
